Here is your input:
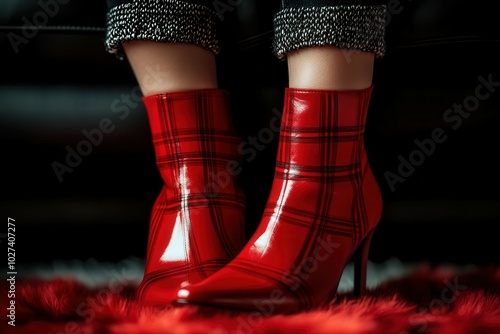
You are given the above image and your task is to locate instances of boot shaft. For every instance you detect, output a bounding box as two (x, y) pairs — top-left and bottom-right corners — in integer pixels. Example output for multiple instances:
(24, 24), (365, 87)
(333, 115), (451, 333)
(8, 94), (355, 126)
(277, 86), (373, 181)
(142, 89), (243, 195)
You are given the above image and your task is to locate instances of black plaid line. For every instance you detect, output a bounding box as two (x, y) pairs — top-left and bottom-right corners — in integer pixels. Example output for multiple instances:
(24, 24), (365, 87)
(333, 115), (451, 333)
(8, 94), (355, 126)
(228, 259), (316, 309)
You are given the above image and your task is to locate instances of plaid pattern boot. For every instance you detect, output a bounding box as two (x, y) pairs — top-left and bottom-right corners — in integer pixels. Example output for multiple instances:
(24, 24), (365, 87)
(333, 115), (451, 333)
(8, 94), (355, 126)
(137, 89), (246, 305)
(176, 86), (383, 313)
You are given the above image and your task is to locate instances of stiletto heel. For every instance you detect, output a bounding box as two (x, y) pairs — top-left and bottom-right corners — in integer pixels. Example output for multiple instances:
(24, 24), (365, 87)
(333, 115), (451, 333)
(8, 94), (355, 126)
(177, 87), (383, 313)
(354, 229), (375, 297)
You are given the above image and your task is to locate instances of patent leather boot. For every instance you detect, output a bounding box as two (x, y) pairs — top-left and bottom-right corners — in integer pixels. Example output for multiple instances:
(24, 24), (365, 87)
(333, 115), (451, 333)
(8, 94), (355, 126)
(176, 86), (383, 313)
(137, 89), (246, 305)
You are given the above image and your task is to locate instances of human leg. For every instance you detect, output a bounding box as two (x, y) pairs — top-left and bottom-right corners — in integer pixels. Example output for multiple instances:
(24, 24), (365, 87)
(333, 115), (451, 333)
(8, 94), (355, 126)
(104, 0), (246, 306)
(176, 0), (387, 313)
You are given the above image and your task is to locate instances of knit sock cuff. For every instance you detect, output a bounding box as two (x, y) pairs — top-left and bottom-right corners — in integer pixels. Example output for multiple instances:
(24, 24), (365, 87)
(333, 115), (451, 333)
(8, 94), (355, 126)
(105, 0), (220, 60)
(273, 5), (387, 59)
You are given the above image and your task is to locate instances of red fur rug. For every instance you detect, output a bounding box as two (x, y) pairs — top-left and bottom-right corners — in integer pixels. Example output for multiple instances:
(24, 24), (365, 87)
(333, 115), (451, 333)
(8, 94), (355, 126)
(2, 263), (499, 334)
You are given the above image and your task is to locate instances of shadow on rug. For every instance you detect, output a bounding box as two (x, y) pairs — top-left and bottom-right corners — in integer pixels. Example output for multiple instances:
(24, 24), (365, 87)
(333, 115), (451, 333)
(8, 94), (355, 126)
(1, 263), (499, 334)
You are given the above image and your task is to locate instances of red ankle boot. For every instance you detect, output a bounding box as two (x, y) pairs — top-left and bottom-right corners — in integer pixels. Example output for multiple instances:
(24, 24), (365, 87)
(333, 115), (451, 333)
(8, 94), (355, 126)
(137, 89), (246, 306)
(176, 86), (383, 313)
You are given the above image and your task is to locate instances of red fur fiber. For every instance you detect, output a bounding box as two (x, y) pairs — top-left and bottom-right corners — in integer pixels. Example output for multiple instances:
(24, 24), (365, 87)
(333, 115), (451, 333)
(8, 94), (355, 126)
(1, 263), (499, 334)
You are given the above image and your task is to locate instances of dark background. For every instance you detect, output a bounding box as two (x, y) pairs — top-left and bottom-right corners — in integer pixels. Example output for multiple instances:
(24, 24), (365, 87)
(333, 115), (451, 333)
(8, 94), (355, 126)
(1, 0), (499, 269)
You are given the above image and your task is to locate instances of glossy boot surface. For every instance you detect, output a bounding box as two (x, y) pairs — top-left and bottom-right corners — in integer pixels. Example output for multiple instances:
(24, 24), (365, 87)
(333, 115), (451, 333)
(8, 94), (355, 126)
(137, 89), (246, 306)
(176, 86), (383, 313)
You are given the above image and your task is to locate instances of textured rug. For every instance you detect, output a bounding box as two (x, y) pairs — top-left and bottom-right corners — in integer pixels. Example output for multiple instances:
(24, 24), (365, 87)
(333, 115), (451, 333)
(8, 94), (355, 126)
(1, 259), (499, 334)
